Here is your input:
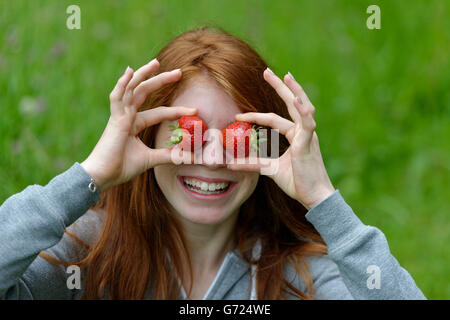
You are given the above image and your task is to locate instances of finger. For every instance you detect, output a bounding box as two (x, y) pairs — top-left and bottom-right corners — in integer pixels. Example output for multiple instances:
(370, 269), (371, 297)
(131, 69), (183, 108)
(226, 156), (276, 177)
(263, 68), (301, 123)
(283, 73), (314, 116)
(147, 147), (194, 167)
(132, 106), (198, 135)
(235, 112), (295, 143)
(123, 58), (160, 103)
(293, 96), (316, 146)
(109, 67), (134, 114)
(150, 143), (197, 167)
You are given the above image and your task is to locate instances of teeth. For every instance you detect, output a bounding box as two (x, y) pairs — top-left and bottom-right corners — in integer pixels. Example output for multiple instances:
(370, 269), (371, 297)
(183, 177), (230, 193)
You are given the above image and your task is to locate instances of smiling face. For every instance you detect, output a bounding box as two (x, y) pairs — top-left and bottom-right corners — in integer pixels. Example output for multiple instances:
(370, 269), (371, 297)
(154, 75), (259, 225)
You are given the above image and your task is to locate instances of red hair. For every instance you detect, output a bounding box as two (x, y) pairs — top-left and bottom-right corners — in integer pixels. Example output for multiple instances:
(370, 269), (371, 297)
(40, 26), (327, 299)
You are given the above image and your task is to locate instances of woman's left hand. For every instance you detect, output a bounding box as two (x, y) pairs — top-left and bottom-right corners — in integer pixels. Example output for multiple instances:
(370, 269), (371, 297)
(227, 69), (335, 210)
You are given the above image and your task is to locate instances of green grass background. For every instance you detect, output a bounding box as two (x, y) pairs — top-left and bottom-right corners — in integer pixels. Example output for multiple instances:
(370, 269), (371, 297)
(1, 0), (449, 299)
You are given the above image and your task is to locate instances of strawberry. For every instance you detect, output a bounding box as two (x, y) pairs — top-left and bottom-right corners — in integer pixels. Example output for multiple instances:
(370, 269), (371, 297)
(222, 121), (267, 158)
(166, 116), (208, 151)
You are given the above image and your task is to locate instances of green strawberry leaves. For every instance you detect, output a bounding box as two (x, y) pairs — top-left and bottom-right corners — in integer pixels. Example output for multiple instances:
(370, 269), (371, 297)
(250, 125), (267, 152)
(166, 121), (184, 146)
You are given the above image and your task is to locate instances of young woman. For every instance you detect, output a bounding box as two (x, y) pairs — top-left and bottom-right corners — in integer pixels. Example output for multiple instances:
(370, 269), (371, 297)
(0, 27), (425, 300)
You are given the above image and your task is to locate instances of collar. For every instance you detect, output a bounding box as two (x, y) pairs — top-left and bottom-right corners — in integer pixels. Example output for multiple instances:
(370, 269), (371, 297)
(178, 247), (250, 299)
(179, 240), (262, 300)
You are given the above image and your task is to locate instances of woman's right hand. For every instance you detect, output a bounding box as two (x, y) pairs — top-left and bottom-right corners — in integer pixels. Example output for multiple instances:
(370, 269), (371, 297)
(81, 58), (197, 192)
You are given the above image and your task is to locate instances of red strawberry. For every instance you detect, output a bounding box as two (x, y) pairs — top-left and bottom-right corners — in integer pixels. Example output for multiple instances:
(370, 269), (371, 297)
(166, 116), (208, 151)
(222, 121), (266, 158)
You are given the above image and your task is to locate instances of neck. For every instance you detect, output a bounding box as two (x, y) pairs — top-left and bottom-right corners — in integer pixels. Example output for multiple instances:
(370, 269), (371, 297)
(180, 210), (239, 272)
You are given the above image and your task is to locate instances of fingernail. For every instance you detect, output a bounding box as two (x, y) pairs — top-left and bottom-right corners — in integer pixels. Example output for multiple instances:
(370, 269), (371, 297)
(288, 71), (295, 81)
(149, 58), (158, 64)
(295, 96), (302, 104)
(266, 67), (274, 75)
(173, 68), (181, 73)
(125, 66), (131, 73)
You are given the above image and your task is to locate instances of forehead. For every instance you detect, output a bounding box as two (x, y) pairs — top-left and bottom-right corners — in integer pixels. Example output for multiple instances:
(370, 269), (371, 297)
(171, 78), (241, 129)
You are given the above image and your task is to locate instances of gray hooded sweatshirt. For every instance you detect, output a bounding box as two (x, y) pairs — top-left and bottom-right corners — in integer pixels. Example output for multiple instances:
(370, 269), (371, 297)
(0, 162), (426, 300)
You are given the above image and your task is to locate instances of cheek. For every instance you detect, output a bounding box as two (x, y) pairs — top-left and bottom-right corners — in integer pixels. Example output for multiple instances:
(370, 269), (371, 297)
(154, 165), (177, 196)
(238, 173), (259, 200)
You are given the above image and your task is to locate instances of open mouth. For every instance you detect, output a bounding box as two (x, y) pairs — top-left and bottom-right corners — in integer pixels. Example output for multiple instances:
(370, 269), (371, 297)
(183, 177), (230, 194)
(178, 176), (236, 199)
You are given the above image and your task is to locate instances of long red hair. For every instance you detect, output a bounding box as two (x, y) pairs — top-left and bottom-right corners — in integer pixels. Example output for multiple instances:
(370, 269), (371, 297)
(40, 26), (327, 299)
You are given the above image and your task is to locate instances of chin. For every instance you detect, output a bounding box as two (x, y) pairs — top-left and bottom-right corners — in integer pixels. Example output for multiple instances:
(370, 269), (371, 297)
(177, 207), (235, 225)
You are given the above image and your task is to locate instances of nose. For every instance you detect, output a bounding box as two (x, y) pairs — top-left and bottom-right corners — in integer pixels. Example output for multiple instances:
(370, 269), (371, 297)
(200, 128), (226, 168)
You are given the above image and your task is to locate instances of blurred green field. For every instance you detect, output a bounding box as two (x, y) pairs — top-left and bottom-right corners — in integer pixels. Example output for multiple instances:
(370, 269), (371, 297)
(1, 0), (449, 299)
